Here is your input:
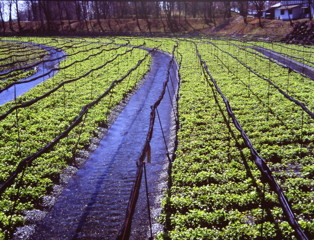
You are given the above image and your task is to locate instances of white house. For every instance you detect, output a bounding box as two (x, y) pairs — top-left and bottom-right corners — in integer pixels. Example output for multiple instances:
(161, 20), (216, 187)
(263, 2), (281, 19)
(266, 0), (314, 20)
(276, 4), (304, 20)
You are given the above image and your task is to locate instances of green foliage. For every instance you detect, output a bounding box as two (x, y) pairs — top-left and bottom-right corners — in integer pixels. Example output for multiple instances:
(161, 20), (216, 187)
(0, 37), (151, 237)
(0, 37), (313, 239)
(158, 39), (313, 239)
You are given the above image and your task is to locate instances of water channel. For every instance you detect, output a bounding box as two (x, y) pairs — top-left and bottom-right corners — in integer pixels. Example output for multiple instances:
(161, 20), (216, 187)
(23, 49), (179, 239)
(0, 42), (66, 106)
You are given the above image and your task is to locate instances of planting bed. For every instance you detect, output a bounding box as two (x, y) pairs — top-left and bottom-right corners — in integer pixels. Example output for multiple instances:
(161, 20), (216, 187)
(0, 37), (313, 240)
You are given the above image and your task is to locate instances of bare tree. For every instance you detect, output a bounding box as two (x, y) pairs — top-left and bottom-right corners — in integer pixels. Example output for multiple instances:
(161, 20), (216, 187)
(93, 0), (105, 32)
(239, 1), (249, 24)
(224, 1), (232, 19)
(252, 0), (265, 27)
(140, 1), (151, 32)
(8, 0), (15, 32)
(191, 2), (197, 18)
(39, 0), (53, 31)
(81, 0), (89, 31)
(134, 1), (142, 32)
(29, 0), (39, 21)
(308, 0), (313, 20)
(75, 0), (82, 21)
(208, 1), (216, 24)
(25, 0), (33, 21)
(0, 2), (6, 33)
(14, 0), (23, 32)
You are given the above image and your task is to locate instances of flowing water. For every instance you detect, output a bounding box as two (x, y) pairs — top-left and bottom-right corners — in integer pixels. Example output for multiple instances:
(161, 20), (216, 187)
(0, 42), (66, 106)
(28, 50), (179, 240)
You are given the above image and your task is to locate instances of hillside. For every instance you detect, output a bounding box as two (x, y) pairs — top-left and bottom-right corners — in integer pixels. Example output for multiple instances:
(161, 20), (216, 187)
(1, 15), (313, 43)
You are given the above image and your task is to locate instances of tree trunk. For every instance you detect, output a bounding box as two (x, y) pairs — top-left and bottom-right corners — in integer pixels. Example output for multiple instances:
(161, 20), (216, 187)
(57, 1), (64, 32)
(258, 15), (263, 27)
(38, 1), (45, 32)
(184, 2), (188, 21)
(212, 3), (216, 27)
(239, 1), (248, 24)
(26, 1), (32, 21)
(134, 2), (142, 32)
(15, 0), (23, 32)
(75, 0), (81, 21)
(178, 2), (181, 22)
(308, 0), (313, 20)
(224, 2), (231, 19)
(8, 1), (15, 32)
(0, 3), (6, 34)
(203, 2), (209, 24)
(154, 2), (160, 19)
(141, 1), (151, 33)
(64, 1), (73, 32)
(40, 1), (52, 32)
(96, 1), (105, 32)
(30, 0), (37, 21)
(192, 2), (197, 18)
(253, 1), (265, 28)
(81, 1), (89, 32)
(159, 2), (167, 32)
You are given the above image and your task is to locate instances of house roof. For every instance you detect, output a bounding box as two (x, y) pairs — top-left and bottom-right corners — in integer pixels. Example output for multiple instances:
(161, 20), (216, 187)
(270, 3), (282, 8)
(278, 4), (301, 9)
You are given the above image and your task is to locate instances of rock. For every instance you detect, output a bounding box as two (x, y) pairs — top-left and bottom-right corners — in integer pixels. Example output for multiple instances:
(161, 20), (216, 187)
(59, 166), (78, 184)
(282, 20), (314, 45)
(13, 225), (36, 240)
(24, 210), (47, 224)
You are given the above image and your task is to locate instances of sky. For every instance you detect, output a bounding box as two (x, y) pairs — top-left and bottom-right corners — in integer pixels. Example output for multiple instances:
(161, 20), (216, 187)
(1, 1), (26, 21)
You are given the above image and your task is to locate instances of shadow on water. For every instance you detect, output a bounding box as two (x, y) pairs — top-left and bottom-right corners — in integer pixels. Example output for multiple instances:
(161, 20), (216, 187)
(30, 50), (179, 240)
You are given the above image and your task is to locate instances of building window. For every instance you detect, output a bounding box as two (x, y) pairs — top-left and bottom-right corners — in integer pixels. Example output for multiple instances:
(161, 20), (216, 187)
(288, 9), (293, 14)
(281, 9), (285, 15)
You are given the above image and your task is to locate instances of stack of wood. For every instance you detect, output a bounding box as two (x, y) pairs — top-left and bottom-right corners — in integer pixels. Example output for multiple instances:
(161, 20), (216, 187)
(282, 21), (314, 45)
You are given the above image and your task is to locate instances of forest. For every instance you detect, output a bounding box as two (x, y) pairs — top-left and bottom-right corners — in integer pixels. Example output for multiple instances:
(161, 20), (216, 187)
(0, 0), (276, 33)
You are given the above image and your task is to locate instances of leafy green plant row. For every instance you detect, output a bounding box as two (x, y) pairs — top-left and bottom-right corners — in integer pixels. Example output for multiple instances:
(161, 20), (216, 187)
(209, 40), (314, 115)
(196, 42), (309, 240)
(0, 41), (123, 93)
(0, 41), (48, 73)
(0, 44), (143, 124)
(248, 41), (314, 69)
(153, 39), (313, 239)
(158, 40), (285, 239)
(0, 45), (46, 65)
(116, 37), (314, 239)
(0, 70), (35, 89)
(199, 41), (313, 182)
(201, 41), (313, 237)
(198, 39), (314, 69)
(0, 37), (152, 239)
(0, 39), (115, 90)
(0, 38), (64, 54)
(106, 36), (314, 239)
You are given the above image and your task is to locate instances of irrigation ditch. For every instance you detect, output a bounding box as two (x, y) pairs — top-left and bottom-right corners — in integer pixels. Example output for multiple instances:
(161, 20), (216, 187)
(0, 41), (66, 106)
(2, 37), (312, 240)
(8, 43), (180, 240)
(252, 47), (314, 81)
